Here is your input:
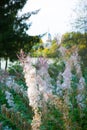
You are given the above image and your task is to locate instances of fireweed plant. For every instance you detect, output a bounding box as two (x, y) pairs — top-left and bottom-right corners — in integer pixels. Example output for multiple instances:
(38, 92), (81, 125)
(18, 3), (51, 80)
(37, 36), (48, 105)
(0, 68), (32, 129)
(18, 46), (86, 130)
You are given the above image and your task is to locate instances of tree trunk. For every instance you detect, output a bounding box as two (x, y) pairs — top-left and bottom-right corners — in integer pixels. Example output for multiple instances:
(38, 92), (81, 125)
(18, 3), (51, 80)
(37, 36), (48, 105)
(5, 58), (8, 70)
(0, 58), (1, 70)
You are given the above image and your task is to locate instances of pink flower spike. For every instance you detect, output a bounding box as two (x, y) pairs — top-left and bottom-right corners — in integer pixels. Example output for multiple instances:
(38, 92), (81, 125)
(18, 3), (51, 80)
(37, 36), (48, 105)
(17, 49), (26, 63)
(38, 57), (48, 68)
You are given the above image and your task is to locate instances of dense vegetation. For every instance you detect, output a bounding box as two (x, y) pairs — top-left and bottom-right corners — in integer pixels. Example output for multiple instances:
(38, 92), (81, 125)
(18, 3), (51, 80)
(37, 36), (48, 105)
(0, 0), (87, 130)
(0, 43), (87, 129)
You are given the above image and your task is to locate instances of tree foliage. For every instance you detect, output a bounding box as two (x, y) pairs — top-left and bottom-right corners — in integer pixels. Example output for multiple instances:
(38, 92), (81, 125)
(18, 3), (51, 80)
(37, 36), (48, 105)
(31, 40), (60, 58)
(72, 0), (87, 33)
(61, 32), (87, 66)
(0, 0), (40, 61)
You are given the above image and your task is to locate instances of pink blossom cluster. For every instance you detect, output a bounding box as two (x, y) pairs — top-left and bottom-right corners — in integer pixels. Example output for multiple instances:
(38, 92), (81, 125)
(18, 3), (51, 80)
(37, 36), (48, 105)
(22, 56), (53, 109)
(20, 55), (53, 130)
(57, 47), (86, 108)
(19, 48), (86, 129)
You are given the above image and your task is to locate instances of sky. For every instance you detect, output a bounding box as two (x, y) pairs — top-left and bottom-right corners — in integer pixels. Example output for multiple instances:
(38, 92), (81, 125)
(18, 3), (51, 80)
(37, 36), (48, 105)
(21, 0), (78, 39)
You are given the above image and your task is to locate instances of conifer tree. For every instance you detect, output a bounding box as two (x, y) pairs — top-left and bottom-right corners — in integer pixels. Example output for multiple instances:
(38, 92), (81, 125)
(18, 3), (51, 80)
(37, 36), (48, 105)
(0, 0), (40, 67)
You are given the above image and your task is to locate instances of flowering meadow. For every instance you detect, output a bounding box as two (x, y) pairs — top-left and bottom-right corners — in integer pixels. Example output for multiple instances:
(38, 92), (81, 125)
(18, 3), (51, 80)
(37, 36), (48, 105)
(0, 45), (87, 130)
